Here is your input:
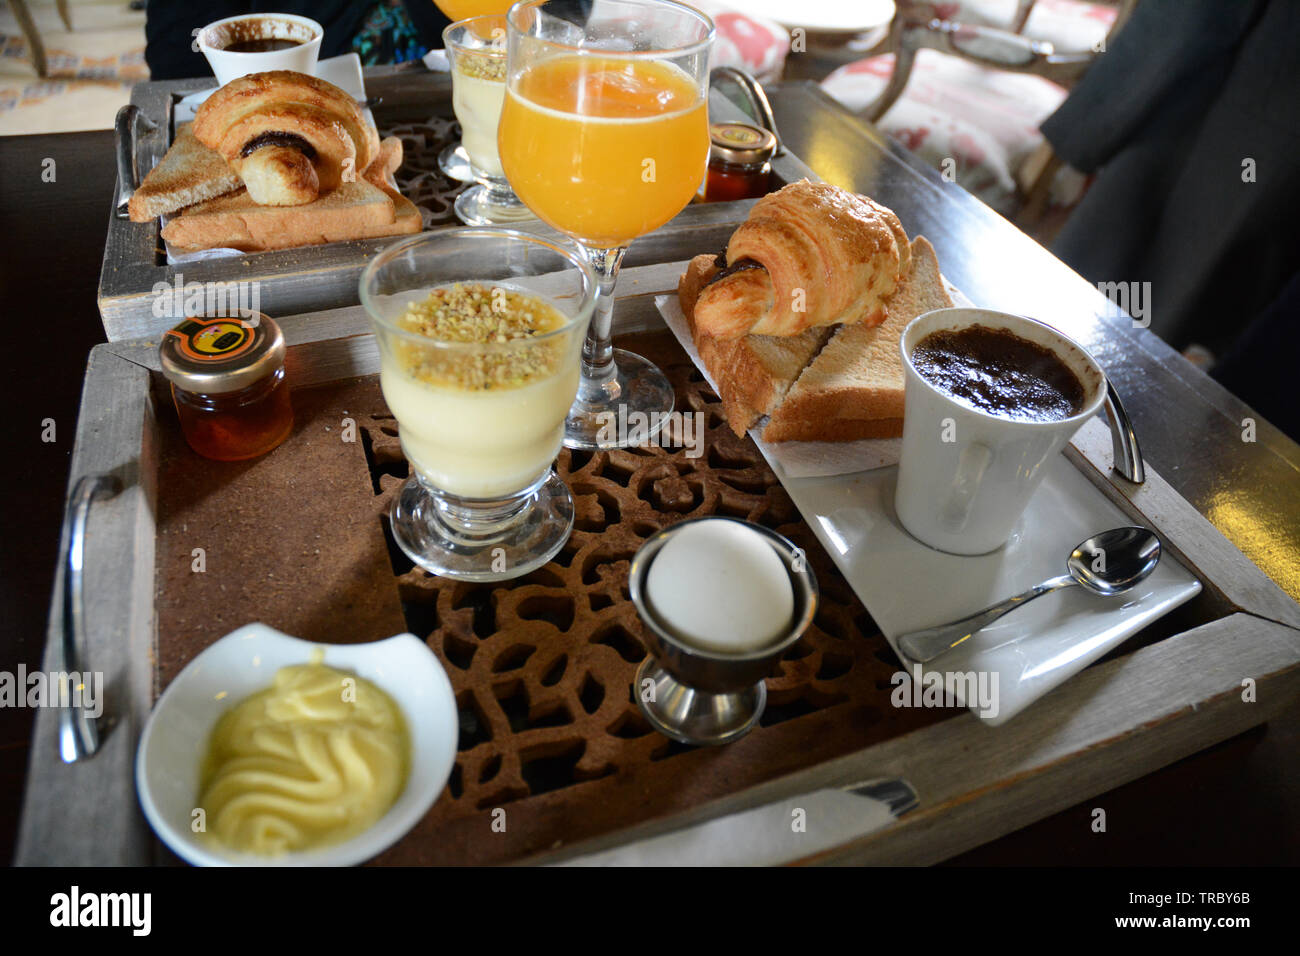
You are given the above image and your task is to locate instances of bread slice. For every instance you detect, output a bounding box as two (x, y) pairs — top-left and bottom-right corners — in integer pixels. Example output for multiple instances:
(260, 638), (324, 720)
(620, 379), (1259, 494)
(762, 236), (952, 442)
(679, 254), (833, 436)
(161, 179), (420, 253)
(128, 124), (243, 223)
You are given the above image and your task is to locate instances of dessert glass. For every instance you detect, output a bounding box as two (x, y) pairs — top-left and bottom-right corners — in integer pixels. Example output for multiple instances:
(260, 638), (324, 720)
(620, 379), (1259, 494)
(444, 16), (534, 225)
(360, 229), (596, 581)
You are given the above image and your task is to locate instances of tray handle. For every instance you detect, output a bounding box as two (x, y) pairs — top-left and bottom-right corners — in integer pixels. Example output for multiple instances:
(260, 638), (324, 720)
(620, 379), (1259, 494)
(1104, 379), (1145, 484)
(55, 473), (121, 762)
(114, 104), (157, 220)
(710, 66), (785, 156)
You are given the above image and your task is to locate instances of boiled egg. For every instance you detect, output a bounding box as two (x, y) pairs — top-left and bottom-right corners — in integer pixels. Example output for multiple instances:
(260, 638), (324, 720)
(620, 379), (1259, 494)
(645, 519), (796, 654)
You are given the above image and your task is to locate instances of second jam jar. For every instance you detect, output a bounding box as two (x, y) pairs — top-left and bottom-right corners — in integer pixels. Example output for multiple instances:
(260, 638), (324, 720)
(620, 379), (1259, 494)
(159, 313), (294, 461)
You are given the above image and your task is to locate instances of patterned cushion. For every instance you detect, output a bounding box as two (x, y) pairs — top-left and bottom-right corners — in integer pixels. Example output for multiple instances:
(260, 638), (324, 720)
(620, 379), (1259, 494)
(692, 1), (790, 83)
(917, 0), (1117, 51)
(822, 50), (1083, 214)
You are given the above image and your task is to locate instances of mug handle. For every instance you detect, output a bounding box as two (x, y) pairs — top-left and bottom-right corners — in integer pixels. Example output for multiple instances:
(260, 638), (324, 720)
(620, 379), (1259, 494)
(939, 441), (994, 531)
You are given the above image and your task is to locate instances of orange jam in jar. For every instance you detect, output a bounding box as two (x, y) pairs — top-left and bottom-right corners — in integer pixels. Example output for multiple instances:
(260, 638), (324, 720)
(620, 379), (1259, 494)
(701, 122), (776, 203)
(160, 314), (294, 461)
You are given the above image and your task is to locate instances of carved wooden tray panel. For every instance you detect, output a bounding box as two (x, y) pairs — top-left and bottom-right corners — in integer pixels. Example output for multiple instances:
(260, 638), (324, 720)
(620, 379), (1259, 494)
(153, 331), (958, 865)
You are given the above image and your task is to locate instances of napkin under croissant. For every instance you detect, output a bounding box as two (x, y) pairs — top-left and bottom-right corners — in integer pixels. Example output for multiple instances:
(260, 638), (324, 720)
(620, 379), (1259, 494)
(129, 70), (418, 252)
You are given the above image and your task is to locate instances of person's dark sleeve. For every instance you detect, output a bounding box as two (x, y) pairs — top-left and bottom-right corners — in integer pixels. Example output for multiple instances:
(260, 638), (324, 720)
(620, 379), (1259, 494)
(145, 0), (245, 81)
(401, 0), (451, 49)
(1211, 269), (1300, 442)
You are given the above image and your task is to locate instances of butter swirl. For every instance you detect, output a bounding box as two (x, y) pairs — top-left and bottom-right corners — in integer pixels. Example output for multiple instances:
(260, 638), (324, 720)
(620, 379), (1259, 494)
(198, 660), (409, 856)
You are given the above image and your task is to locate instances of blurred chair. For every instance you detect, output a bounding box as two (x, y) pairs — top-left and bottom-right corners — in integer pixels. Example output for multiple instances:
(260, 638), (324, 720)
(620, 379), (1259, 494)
(7, 0), (75, 77)
(818, 0), (1136, 234)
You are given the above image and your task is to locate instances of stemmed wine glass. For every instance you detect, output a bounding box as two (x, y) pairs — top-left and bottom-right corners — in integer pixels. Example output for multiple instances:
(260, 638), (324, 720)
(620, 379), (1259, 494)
(498, 0), (714, 449)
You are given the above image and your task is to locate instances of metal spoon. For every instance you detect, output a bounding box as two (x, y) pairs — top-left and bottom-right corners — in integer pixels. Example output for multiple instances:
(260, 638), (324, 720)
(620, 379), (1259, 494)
(898, 527), (1161, 664)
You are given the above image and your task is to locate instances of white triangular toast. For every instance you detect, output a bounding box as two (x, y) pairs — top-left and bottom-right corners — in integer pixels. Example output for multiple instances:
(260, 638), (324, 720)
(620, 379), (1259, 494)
(127, 123), (242, 223)
(762, 236), (953, 442)
(161, 179), (421, 253)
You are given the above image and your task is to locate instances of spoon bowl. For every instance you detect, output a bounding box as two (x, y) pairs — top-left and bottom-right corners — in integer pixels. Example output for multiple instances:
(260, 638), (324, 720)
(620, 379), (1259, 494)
(1067, 526), (1161, 595)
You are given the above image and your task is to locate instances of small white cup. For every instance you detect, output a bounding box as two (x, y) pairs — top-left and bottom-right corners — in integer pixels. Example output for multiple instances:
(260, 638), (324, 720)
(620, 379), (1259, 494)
(894, 308), (1107, 555)
(197, 13), (323, 87)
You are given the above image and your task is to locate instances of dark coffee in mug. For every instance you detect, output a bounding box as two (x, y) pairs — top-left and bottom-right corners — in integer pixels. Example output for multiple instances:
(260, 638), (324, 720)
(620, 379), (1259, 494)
(910, 324), (1085, 423)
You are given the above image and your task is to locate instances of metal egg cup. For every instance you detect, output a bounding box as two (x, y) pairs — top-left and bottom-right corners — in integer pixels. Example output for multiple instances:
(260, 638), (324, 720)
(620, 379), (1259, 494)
(629, 517), (819, 746)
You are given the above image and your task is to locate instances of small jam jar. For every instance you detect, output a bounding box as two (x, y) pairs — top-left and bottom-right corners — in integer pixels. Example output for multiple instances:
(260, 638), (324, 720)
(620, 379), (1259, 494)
(160, 313), (294, 461)
(702, 122), (777, 203)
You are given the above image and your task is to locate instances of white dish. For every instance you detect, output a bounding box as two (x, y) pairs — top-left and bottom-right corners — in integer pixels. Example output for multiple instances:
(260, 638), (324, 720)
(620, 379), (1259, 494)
(135, 623), (458, 866)
(739, 0), (895, 33)
(770, 455), (1201, 725)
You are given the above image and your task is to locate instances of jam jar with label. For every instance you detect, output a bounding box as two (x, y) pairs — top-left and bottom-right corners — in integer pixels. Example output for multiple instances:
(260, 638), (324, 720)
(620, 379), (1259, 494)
(160, 313), (294, 461)
(701, 122), (777, 203)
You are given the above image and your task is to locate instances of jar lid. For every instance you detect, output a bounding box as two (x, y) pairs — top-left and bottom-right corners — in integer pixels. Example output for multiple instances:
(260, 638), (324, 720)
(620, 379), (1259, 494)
(159, 313), (286, 394)
(709, 122), (777, 166)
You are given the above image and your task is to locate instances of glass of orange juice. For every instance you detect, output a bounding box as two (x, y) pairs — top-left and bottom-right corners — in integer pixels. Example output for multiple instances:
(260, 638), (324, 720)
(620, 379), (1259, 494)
(433, 0), (513, 21)
(498, 0), (714, 449)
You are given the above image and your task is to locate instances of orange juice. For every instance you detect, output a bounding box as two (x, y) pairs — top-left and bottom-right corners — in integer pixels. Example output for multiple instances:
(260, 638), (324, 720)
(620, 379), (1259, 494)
(434, 0), (513, 20)
(498, 55), (708, 248)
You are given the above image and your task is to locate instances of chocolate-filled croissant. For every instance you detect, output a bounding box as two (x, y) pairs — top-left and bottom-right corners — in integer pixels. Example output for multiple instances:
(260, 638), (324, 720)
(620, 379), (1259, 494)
(693, 181), (911, 339)
(193, 71), (381, 207)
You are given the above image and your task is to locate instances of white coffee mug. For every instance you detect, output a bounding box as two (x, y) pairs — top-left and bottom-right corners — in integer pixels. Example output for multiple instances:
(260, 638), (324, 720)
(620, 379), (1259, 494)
(894, 308), (1107, 555)
(197, 14), (323, 87)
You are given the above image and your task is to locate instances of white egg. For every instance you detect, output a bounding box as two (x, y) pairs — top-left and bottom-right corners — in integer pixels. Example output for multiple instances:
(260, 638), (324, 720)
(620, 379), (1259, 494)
(644, 519), (796, 654)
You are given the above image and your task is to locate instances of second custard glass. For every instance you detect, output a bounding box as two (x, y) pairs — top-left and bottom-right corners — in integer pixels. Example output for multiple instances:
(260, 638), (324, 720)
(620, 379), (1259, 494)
(498, 0), (714, 449)
(444, 15), (535, 225)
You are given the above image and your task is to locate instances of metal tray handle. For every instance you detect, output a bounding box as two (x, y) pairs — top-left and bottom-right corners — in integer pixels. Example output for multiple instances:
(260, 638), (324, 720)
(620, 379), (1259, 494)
(1104, 379), (1145, 484)
(114, 104), (157, 220)
(56, 473), (121, 762)
(710, 66), (784, 156)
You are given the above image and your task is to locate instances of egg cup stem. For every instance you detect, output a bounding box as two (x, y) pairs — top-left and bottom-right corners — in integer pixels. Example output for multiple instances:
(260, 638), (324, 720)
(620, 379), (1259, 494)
(634, 658), (767, 746)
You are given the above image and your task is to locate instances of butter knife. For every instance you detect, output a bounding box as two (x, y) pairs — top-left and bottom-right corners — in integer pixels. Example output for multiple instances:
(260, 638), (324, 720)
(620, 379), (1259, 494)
(559, 778), (918, 867)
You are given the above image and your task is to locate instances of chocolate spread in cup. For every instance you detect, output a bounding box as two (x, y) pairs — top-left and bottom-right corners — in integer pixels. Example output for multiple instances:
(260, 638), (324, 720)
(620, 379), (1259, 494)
(223, 38), (303, 53)
(911, 324), (1086, 422)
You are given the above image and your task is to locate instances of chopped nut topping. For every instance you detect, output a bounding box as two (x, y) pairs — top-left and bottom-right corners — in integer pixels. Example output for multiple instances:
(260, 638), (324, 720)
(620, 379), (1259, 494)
(393, 283), (569, 390)
(454, 51), (507, 83)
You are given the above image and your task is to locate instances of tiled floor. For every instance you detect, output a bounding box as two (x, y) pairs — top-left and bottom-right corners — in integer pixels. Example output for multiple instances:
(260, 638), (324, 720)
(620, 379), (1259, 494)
(0, 0), (146, 135)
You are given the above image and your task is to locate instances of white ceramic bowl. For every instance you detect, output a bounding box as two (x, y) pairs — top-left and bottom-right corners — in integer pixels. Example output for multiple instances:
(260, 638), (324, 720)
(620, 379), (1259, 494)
(197, 13), (323, 87)
(135, 624), (457, 866)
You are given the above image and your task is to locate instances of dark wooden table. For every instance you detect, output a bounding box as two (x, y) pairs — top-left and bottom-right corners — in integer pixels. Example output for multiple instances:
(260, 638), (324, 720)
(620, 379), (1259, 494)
(2, 92), (1296, 865)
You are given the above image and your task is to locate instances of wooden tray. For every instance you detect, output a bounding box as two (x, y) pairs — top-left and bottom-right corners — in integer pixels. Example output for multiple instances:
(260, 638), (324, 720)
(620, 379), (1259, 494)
(17, 252), (1300, 865)
(98, 66), (818, 341)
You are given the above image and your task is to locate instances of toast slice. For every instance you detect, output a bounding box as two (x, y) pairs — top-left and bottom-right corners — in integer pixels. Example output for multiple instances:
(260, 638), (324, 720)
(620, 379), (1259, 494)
(678, 254), (833, 436)
(128, 123), (243, 223)
(161, 179), (420, 253)
(762, 236), (952, 442)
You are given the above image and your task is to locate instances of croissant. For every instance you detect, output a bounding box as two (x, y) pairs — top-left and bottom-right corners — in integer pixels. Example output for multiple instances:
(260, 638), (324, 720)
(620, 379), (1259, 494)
(693, 181), (911, 339)
(193, 71), (381, 207)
